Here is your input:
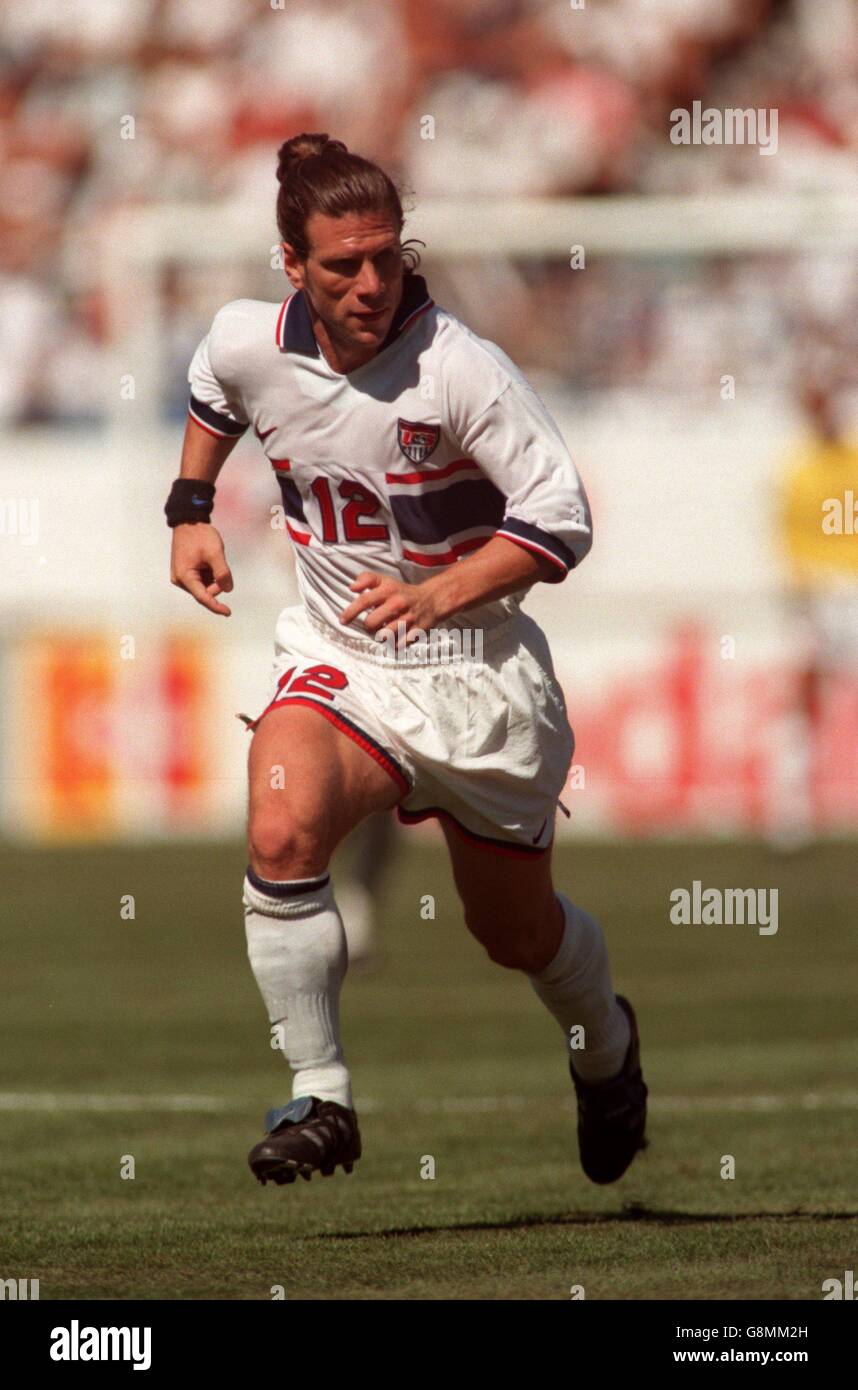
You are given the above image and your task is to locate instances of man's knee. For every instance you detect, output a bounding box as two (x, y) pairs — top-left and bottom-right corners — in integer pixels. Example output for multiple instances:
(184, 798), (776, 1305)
(248, 805), (330, 879)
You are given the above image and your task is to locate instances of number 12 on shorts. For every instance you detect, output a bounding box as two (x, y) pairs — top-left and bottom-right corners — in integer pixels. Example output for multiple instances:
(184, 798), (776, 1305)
(275, 663), (349, 702)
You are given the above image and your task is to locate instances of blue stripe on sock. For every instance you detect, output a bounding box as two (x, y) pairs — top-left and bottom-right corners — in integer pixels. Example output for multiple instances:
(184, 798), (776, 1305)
(245, 866), (330, 898)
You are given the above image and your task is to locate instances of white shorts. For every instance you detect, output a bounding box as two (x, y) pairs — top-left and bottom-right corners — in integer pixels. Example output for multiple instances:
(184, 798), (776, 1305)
(252, 605), (575, 858)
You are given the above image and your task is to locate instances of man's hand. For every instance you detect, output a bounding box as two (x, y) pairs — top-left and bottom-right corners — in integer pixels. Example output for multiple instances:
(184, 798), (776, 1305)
(170, 523), (234, 616)
(340, 572), (446, 646)
(339, 539), (560, 645)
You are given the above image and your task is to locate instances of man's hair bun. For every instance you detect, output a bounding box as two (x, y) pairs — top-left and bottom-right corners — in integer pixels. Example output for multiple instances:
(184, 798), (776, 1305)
(276, 133), (349, 185)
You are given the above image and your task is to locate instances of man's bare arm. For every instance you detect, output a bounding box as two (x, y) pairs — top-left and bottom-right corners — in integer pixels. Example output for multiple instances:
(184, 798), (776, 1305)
(420, 535), (560, 620)
(169, 417), (241, 616)
(178, 414), (240, 484)
(340, 535), (562, 640)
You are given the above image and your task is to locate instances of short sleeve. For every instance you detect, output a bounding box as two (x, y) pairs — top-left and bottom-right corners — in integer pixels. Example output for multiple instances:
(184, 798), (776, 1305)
(452, 375), (593, 582)
(187, 313), (249, 439)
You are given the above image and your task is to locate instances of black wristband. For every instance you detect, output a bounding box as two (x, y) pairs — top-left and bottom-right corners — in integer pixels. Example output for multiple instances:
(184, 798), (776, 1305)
(165, 478), (215, 527)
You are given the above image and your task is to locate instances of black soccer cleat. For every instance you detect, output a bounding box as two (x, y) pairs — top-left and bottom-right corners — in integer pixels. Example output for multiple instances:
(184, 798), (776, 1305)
(569, 995), (648, 1185)
(248, 1095), (361, 1186)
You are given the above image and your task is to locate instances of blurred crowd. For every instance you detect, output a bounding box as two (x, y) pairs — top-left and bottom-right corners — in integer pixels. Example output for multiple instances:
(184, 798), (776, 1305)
(2, 0), (858, 424)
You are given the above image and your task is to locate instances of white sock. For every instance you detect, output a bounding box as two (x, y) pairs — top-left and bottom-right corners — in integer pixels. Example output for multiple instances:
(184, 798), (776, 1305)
(528, 893), (631, 1082)
(243, 867), (353, 1109)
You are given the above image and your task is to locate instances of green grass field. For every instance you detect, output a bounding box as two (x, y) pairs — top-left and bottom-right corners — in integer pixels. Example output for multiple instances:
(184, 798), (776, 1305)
(1, 837), (856, 1300)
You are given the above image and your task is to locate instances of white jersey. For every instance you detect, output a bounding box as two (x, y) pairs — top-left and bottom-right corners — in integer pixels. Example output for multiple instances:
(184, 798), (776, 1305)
(187, 273), (592, 646)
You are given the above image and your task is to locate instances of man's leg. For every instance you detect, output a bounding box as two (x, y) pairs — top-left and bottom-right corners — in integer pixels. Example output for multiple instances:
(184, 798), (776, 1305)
(439, 820), (647, 1183)
(438, 823), (631, 1082)
(245, 704), (401, 1112)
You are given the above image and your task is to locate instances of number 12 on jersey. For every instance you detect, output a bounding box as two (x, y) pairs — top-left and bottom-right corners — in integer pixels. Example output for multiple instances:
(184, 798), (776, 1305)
(309, 477), (390, 543)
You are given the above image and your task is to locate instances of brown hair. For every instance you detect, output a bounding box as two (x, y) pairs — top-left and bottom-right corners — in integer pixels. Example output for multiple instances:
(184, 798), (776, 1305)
(275, 133), (421, 270)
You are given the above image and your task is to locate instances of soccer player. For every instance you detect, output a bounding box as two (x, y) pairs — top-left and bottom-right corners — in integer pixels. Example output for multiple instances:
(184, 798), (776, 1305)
(166, 134), (647, 1187)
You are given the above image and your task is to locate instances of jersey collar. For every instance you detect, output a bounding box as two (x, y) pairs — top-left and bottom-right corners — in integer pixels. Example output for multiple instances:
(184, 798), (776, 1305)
(277, 273), (433, 357)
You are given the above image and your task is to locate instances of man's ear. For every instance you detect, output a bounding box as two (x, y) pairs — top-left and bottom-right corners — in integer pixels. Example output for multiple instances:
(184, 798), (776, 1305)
(281, 242), (304, 289)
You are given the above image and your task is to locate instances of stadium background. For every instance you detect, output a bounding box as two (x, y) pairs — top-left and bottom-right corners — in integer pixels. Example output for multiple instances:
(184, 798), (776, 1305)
(2, 0), (857, 1301)
(3, 0), (858, 840)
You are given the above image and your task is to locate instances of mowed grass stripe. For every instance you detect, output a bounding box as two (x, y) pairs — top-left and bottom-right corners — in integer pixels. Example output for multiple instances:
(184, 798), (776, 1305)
(2, 1089), (858, 1114)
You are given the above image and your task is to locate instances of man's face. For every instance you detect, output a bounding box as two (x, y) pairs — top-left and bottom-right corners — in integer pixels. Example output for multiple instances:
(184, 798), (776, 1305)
(282, 209), (404, 350)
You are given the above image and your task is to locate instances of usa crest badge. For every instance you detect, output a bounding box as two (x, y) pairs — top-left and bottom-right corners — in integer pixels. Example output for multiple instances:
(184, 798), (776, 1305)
(397, 419), (440, 464)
